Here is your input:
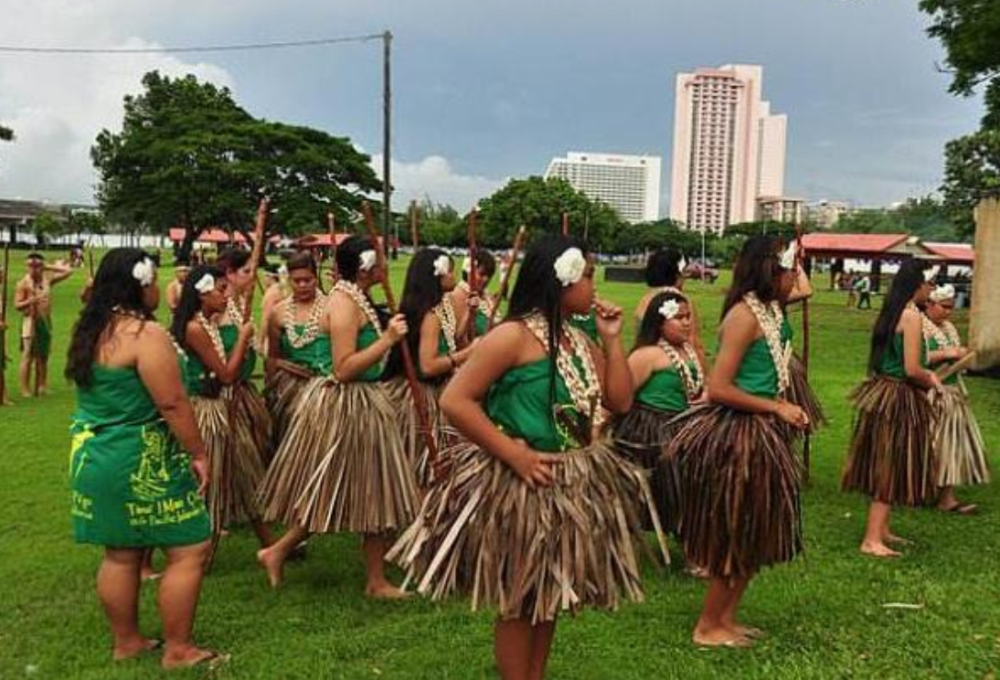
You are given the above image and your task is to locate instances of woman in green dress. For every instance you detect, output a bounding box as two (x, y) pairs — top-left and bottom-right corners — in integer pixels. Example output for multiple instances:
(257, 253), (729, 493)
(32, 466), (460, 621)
(392, 248), (478, 485)
(390, 235), (660, 680)
(665, 236), (810, 648)
(613, 291), (706, 539)
(257, 236), (417, 597)
(263, 252), (328, 447)
(66, 248), (220, 669)
(841, 258), (942, 557)
(921, 284), (989, 513)
(170, 264), (274, 552)
(450, 249), (497, 338)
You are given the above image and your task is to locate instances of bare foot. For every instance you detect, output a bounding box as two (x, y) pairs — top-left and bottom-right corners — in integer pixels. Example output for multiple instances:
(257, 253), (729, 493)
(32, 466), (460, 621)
(692, 626), (753, 649)
(365, 583), (412, 600)
(860, 540), (901, 558)
(161, 645), (230, 670)
(257, 547), (285, 588)
(882, 533), (912, 546)
(113, 637), (161, 661)
(729, 624), (766, 639)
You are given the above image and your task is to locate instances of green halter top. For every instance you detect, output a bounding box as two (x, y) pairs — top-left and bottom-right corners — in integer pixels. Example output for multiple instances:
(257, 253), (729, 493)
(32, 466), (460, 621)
(486, 357), (586, 453)
(220, 324), (256, 382)
(331, 323), (384, 382)
(280, 327), (333, 376)
(635, 364), (694, 413)
(878, 333), (928, 379)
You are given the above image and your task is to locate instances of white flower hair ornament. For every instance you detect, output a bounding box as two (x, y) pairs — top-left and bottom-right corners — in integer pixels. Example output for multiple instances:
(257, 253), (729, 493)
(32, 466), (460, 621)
(359, 250), (378, 272)
(553, 247), (587, 288)
(462, 257), (472, 275)
(779, 240), (797, 270)
(929, 284), (956, 302)
(278, 264), (289, 278)
(678, 255), (688, 272)
(131, 258), (155, 287)
(193, 273), (216, 295)
(923, 265), (940, 283)
(658, 299), (682, 320)
(433, 254), (451, 278)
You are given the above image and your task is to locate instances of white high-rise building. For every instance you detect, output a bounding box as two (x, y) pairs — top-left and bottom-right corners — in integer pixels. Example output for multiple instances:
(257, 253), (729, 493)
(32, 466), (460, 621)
(545, 152), (661, 223)
(669, 64), (787, 234)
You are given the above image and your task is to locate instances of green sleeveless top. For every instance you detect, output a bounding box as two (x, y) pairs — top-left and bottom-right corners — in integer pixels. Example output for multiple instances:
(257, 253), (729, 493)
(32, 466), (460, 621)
(70, 364), (211, 547)
(734, 337), (781, 399)
(486, 357), (583, 453)
(474, 308), (490, 337)
(280, 327), (333, 376)
(878, 333), (927, 379)
(635, 365), (691, 413)
(220, 324), (255, 382)
(332, 323), (383, 382)
(926, 336), (958, 385)
(569, 312), (599, 342)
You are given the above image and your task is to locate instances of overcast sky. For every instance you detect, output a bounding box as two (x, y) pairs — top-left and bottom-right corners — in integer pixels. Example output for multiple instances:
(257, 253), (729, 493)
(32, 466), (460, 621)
(0, 0), (985, 215)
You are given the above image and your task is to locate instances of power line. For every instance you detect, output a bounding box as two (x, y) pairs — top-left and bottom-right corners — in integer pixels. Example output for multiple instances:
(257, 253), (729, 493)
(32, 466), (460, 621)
(0, 34), (385, 55)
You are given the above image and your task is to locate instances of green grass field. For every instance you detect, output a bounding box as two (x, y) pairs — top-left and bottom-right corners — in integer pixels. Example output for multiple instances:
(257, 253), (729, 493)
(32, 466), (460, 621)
(1, 249), (998, 679)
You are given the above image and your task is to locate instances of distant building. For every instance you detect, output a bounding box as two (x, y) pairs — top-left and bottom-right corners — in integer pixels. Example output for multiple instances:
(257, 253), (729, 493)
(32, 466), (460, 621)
(756, 196), (804, 225)
(545, 151), (661, 223)
(669, 64), (787, 234)
(804, 200), (853, 229)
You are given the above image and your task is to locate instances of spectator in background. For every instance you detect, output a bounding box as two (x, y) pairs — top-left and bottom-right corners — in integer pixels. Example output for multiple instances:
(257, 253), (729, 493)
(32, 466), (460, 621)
(844, 271), (858, 307)
(856, 274), (872, 310)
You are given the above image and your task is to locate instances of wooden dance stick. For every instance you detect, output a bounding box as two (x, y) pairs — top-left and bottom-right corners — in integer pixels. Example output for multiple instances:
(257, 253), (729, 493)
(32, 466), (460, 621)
(561, 211), (569, 236)
(242, 195), (270, 322)
(324, 211), (338, 291)
(409, 201), (420, 249)
(487, 225), (526, 330)
(361, 201), (441, 469)
(936, 351), (977, 382)
(0, 243), (10, 406)
(795, 224), (812, 481)
(466, 208), (479, 343)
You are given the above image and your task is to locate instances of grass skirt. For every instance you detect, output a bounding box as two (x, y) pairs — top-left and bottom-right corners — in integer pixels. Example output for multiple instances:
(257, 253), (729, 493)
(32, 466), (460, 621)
(192, 385), (270, 530)
(841, 376), (937, 506)
(611, 404), (683, 534)
(665, 405), (802, 580)
(387, 440), (662, 624)
(266, 369), (311, 449)
(386, 377), (456, 487)
(786, 353), (827, 434)
(932, 385), (990, 487)
(257, 378), (418, 534)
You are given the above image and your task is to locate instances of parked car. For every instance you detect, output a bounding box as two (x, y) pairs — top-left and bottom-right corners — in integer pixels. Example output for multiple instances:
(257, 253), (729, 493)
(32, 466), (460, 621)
(683, 260), (719, 283)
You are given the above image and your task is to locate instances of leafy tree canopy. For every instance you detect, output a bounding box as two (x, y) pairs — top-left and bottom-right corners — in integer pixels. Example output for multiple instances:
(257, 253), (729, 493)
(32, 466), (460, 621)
(91, 71), (380, 261)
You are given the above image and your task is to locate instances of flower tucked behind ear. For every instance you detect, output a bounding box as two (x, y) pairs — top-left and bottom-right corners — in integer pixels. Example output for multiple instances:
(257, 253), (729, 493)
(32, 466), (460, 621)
(924, 265), (940, 283)
(929, 284), (955, 302)
(779, 241), (797, 271)
(359, 250), (377, 272)
(658, 299), (681, 320)
(433, 255), (451, 278)
(194, 274), (216, 294)
(132, 258), (155, 287)
(553, 247), (586, 287)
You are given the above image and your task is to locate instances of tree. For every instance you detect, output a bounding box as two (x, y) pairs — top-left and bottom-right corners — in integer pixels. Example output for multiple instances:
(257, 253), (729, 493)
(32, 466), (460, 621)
(91, 71), (380, 263)
(29, 210), (69, 248)
(920, 0), (1000, 97)
(408, 199), (463, 248)
(475, 177), (626, 251)
(940, 130), (1000, 238)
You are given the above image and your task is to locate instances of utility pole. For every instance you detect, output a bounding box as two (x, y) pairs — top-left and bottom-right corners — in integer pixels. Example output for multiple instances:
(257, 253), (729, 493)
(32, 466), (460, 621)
(382, 30), (394, 259)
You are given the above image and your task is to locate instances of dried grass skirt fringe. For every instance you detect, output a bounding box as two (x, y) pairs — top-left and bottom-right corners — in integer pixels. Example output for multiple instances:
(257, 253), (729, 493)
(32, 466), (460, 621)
(932, 385), (990, 487)
(387, 440), (664, 624)
(787, 353), (827, 434)
(386, 377), (459, 487)
(266, 369), (310, 449)
(611, 404), (683, 534)
(257, 378), (418, 534)
(664, 405), (802, 580)
(841, 376), (937, 506)
(192, 382), (270, 530)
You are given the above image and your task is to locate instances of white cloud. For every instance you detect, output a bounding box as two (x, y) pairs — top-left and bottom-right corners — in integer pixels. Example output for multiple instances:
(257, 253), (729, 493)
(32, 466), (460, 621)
(369, 154), (505, 211)
(0, 4), (233, 203)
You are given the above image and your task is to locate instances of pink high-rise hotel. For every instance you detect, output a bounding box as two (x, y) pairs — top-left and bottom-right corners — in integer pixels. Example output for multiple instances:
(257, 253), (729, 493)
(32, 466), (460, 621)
(669, 64), (787, 234)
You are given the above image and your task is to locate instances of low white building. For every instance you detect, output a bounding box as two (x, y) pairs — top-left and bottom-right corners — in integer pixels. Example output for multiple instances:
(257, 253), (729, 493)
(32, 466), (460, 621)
(545, 151), (661, 223)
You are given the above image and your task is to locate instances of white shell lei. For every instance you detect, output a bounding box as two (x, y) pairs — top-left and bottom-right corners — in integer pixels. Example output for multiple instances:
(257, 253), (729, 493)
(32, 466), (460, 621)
(333, 280), (383, 339)
(456, 281), (496, 322)
(195, 312), (227, 364)
(523, 313), (606, 429)
(921, 314), (961, 351)
(433, 295), (458, 354)
(283, 293), (328, 349)
(657, 340), (704, 399)
(743, 293), (792, 395)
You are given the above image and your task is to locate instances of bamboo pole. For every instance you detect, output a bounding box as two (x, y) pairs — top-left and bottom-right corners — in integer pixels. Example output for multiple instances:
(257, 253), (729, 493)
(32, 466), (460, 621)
(0, 243), (10, 406)
(242, 196), (270, 321)
(466, 208), (479, 343)
(487, 226), (526, 330)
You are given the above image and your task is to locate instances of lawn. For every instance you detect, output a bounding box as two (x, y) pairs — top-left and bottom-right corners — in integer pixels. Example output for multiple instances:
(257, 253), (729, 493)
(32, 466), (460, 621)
(1, 248), (998, 679)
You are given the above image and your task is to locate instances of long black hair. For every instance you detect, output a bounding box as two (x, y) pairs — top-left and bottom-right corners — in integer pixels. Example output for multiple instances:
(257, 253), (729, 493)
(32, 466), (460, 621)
(170, 264), (225, 352)
(463, 250), (497, 282)
(634, 291), (687, 350)
(399, 248), (451, 365)
(66, 248), (155, 387)
(721, 235), (783, 319)
(868, 258), (933, 375)
(507, 233), (590, 410)
(335, 235), (374, 283)
(216, 247), (251, 273)
(645, 248), (682, 288)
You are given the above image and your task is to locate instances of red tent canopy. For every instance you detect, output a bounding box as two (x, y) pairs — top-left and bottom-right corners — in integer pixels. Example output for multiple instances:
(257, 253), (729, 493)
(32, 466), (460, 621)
(924, 242), (974, 265)
(168, 228), (281, 245)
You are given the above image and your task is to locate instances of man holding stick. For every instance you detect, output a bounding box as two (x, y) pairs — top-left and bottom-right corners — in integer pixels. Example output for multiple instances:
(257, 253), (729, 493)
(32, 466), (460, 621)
(14, 253), (72, 397)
